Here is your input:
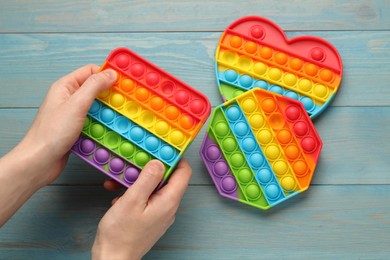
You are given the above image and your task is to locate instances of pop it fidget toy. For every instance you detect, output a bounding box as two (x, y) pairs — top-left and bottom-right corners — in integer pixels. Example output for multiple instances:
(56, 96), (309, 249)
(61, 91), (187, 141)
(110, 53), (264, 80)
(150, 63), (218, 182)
(215, 16), (343, 118)
(72, 47), (211, 187)
(200, 88), (322, 210)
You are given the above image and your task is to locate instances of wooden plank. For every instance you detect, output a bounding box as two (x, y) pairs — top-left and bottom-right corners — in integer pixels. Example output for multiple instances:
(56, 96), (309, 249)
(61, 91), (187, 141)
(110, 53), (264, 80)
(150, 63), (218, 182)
(0, 0), (388, 32)
(0, 185), (389, 259)
(0, 1), (388, 259)
(0, 107), (389, 185)
(0, 31), (389, 108)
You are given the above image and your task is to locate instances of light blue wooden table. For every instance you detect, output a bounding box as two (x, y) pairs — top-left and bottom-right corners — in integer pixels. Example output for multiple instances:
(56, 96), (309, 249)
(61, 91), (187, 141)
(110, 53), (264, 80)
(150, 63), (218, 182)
(1, 1), (389, 259)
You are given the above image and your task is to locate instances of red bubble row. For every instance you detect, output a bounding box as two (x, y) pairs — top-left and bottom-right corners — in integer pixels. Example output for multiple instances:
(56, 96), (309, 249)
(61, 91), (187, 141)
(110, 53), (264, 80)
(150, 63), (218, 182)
(105, 48), (210, 122)
(281, 102), (322, 164)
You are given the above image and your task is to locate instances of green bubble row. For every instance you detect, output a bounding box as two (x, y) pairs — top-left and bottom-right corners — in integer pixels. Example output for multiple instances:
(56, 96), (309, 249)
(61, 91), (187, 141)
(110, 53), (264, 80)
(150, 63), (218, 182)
(209, 108), (269, 209)
(83, 116), (167, 171)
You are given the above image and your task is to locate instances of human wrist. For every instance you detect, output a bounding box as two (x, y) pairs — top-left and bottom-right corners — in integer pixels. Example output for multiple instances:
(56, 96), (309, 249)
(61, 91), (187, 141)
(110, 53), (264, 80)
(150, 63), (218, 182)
(0, 140), (48, 225)
(92, 241), (140, 260)
(1, 131), (60, 226)
(13, 135), (58, 188)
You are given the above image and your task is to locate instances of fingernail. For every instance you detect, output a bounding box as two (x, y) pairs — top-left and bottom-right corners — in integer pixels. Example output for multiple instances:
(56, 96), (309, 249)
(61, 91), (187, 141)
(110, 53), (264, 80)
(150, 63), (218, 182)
(104, 69), (117, 80)
(147, 160), (165, 174)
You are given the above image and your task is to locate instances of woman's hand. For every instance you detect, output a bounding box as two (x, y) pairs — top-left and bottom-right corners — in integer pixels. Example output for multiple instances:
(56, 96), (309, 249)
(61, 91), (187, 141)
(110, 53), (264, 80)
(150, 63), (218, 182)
(0, 64), (116, 226)
(92, 159), (192, 260)
(22, 64), (117, 185)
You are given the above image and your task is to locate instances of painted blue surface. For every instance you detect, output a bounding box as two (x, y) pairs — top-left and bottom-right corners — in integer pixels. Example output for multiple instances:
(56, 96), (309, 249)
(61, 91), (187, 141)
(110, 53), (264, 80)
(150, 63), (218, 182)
(0, 1), (390, 259)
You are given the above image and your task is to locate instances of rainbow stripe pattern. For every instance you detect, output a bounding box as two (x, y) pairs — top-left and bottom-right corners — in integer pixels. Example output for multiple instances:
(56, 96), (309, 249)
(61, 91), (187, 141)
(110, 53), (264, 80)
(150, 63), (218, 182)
(72, 47), (211, 188)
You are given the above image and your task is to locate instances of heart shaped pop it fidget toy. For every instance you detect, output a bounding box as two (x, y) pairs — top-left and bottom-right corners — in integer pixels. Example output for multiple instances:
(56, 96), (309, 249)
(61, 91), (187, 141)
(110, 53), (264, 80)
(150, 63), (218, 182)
(72, 47), (211, 188)
(200, 88), (322, 210)
(215, 16), (343, 118)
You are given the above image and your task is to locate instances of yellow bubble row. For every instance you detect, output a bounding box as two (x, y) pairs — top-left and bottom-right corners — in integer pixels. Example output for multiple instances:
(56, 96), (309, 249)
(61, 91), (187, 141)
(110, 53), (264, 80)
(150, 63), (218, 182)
(221, 33), (340, 88)
(97, 88), (190, 150)
(236, 92), (302, 193)
(218, 49), (332, 104)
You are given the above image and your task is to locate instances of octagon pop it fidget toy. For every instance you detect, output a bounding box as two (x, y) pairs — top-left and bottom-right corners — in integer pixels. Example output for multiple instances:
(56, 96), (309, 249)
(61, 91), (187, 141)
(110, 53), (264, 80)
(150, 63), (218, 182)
(72, 47), (211, 188)
(215, 16), (343, 118)
(200, 88), (322, 210)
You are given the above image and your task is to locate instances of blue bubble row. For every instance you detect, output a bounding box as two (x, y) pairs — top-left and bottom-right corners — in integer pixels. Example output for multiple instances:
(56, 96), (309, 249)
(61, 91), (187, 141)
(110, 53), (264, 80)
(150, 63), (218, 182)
(217, 69), (322, 116)
(88, 100), (180, 166)
(223, 103), (286, 205)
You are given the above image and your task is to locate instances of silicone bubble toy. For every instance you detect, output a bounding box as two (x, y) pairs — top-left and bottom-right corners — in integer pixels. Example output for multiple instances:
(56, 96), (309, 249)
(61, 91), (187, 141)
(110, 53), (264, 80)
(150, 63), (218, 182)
(215, 16), (343, 118)
(72, 47), (211, 188)
(200, 88), (322, 210)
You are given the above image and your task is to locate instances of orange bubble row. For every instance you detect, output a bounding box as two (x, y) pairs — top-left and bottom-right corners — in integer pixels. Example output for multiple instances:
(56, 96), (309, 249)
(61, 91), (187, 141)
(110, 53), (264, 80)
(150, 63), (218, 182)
(113, 76), (199, 135)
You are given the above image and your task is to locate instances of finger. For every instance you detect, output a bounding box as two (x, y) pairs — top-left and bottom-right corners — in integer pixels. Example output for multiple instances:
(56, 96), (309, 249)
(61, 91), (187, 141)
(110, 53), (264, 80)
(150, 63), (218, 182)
(64, 64), (100, 87)
(55, 64), (100, 93)
(70, 69), (117, 113)
(103, 179), (124, 191)
(122, 160), (165, 206)
(156, 158), (192, 204)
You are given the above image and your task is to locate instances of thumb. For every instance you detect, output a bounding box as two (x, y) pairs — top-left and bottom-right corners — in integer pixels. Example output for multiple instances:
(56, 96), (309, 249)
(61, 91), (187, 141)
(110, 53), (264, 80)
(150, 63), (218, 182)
(71, 69), (117, 114)
(122, 160), (165, 206)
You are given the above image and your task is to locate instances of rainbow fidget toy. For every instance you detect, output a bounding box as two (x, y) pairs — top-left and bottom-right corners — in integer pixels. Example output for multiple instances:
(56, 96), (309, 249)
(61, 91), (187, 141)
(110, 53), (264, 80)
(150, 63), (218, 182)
(215, 16), (343, 118)
(200, 88), (322, 210)
(72, 47), (211, 187)
(201, 16), (341, 210)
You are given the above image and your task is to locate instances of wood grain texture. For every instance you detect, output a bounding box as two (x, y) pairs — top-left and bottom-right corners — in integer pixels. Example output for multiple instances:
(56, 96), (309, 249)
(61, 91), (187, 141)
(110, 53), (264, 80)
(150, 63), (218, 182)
(0, 0), (389, 259)
(1, 186), (389, 259)
(0, 0), (388, 32)
(0, 31), (390, 107)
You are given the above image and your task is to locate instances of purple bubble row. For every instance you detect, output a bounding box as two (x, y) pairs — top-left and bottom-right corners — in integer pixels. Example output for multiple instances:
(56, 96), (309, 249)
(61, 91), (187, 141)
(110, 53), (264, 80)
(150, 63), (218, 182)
(71, 135), (141, 187)
(199, 134), (239, 200)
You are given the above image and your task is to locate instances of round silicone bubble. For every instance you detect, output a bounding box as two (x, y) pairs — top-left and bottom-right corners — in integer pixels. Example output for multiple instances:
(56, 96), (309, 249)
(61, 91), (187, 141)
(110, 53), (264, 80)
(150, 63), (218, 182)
(109, 158), (125, 174)
(114, 52), (131, 69)
(213, 160), (229, 177)
(79, 138), (96, 155)
(93, 148), (110, 165)
(124, 167), (140, 183)
(159, 145), (176, 162)
(205, 144), (221, 162)
(220, 176), (237, 194)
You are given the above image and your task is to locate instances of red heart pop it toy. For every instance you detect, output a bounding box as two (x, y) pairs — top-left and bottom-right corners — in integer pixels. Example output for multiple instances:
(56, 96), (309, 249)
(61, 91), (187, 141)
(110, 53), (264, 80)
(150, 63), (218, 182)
(215, 16), (343, 118)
